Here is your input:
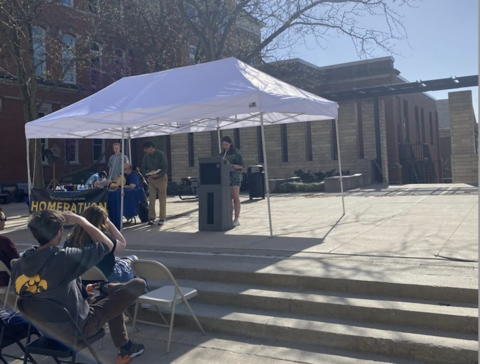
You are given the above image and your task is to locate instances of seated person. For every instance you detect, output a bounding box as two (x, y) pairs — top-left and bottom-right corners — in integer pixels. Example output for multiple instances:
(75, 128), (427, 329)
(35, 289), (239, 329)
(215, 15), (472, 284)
(123, 163), (139, 189)
(64, 205), (137, 283)
(86, 171), (107, 188)
(0, 208), (20, 286)
(96, 163), (139, 190)
(12, 209), (145, 363)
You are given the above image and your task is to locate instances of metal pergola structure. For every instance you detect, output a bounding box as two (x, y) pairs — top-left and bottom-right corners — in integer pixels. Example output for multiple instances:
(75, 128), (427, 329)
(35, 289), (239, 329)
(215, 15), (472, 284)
(318, 75), (478, 101)
(318, 75), (479, 182)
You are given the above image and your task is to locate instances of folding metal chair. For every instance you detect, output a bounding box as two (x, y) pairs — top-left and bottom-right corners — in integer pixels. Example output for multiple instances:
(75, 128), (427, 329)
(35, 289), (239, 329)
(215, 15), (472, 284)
(17, 297), (104, 364)
(0, 308), (39, 364)
(131, 259), (205, 353)
(0, 261), (14, 310)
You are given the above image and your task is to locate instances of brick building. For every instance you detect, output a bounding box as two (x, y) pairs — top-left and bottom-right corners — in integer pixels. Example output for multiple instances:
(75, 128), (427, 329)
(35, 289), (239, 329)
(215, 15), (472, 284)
(0, 0), (261, 190)
(167, 57), (441, 185)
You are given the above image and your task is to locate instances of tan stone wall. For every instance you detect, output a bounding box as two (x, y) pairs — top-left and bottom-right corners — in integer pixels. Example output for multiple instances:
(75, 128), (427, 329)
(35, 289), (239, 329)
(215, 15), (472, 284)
(449, 91), (478, 184)
(169, 101), (387, 184)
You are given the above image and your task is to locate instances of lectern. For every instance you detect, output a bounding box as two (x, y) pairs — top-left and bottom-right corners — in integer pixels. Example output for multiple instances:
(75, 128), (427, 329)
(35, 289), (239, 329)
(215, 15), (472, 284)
(198, 156), (234, 231)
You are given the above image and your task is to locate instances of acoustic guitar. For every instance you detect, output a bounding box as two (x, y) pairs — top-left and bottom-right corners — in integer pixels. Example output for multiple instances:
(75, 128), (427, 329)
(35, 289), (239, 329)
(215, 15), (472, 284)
(109, 175), (127, 191)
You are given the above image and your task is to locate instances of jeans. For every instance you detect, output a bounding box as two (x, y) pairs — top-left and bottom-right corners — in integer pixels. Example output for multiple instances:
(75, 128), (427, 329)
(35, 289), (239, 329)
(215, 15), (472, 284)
(83, 278), (146, 347)
(107, 256), (138, 283)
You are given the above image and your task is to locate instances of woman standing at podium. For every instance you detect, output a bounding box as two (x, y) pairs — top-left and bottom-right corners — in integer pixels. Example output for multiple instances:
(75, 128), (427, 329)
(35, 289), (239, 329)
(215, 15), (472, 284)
(221, 136), (244, 227)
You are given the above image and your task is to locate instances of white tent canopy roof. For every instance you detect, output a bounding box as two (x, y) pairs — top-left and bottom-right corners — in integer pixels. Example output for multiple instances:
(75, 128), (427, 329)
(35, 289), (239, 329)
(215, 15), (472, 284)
(25, 57), (338, 139)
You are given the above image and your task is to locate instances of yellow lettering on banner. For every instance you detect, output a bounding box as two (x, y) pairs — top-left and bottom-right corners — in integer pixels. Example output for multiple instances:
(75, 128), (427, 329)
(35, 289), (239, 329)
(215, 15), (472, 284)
(71, 204), (77, 214)
(78, 203), (86, 214)
(47, 202), (56, 209)
(63, 202), (70, 211)
(99, 202), (107, 210)
(30, 201), (39, 211)
(39, 201), (47, 210)
(57, 202), (63, 211)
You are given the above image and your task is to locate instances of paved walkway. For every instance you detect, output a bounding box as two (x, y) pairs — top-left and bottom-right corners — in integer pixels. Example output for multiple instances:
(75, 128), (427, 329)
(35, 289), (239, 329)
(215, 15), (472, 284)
(1, 183), (477, 363)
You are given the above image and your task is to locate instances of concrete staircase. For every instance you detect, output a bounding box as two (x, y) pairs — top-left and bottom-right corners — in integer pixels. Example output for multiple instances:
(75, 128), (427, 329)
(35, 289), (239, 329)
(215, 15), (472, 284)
(133, 252), (478, 364)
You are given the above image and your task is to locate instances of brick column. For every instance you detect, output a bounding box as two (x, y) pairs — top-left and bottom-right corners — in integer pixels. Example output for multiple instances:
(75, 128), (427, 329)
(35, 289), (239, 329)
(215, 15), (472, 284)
(449, 91), (478, 184)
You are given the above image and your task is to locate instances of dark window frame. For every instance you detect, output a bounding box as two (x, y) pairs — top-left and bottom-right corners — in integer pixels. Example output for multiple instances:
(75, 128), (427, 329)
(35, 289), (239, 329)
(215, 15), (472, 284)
(305, 122), (313, 161)
(280, 124), (288, 162)
(188, 133), (195, 167)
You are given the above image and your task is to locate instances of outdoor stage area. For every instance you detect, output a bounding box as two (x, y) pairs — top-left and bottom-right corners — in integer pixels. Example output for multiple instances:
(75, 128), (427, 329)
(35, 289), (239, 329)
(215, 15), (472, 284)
(1, 183), (477, 364)
(4, 183), (477, 263)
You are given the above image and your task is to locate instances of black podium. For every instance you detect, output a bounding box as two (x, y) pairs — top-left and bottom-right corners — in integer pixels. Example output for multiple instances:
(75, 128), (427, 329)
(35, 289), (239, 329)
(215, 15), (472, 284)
(198, 156), (234, 231)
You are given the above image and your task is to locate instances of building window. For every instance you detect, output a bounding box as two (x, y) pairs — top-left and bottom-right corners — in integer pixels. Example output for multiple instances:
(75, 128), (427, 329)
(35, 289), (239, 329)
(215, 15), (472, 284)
(305, 122), (313, 161)
(89, 0), (98, 13)
(356, 101), (364, 159)
(414, 105), (420, 143)
(233, 129), (241, 150)
(41, 138), (49, 165)
(256, 126), (264, 163)
(188, 133), (194, 167)
(210, 131), (219, 156)
(90, 42), (102, 89)
(420, 108), (425, 143)
(93, 139), (105, 163)
(186, 4), (197, 22)
(189, 45), (197, 65)
(280, 124), (288, 162)
(429, 112), (434, 145)
(62, 34), (76, 84)
(32, 27), (46, 77)
(65, 139), (79, 164)
(61, 0), (73, 7)
(331, 119), (338, 160)
(403, 100), (409, 143)
(114, 48), (125, 76)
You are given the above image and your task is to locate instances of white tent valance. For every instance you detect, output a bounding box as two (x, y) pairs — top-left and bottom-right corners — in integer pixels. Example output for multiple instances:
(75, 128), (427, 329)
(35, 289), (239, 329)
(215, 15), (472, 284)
(25, 57), (337, 139)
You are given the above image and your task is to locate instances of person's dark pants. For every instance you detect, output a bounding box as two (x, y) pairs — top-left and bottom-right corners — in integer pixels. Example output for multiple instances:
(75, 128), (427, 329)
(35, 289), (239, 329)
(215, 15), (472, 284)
(83, 278), (146, 347)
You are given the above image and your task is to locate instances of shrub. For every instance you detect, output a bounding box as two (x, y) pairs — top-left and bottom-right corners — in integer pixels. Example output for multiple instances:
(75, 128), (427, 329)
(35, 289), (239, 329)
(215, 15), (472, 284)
(276, 181), (324, 193)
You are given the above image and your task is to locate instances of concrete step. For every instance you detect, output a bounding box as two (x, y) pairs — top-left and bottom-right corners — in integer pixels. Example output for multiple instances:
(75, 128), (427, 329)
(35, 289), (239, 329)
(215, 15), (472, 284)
(170, 265), (477, 303)
(131, 326), (431, 364)
(149, 252), (477, 304)
(175, 279), (477, 334)
(134, 303), (478, 364)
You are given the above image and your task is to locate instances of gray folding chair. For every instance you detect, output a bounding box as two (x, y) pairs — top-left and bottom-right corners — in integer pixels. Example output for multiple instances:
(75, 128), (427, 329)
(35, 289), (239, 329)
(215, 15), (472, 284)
(0, 261), (14, 310)
(131, 259), (205, 353)
(80, 265), (108, 284)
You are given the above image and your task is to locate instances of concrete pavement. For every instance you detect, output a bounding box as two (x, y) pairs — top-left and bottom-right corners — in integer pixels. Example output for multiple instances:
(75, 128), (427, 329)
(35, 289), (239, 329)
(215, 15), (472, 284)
(0, 183), (477, 363)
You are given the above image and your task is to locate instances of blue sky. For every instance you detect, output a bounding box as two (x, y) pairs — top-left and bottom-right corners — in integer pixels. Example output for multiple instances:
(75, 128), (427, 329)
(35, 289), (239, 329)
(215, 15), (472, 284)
(284, 0), (478, 119)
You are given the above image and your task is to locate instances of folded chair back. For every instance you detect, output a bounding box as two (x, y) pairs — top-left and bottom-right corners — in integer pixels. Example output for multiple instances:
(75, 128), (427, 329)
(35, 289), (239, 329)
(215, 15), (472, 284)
(17, 297), (104, 364)
(0, 261), (12, 310)
(81, 266), (108, 282)
(131, 260), (174, 281)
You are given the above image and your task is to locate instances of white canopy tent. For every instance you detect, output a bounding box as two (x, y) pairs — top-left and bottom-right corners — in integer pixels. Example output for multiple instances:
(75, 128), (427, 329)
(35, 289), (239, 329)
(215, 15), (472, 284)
(25, 57), (343, 235)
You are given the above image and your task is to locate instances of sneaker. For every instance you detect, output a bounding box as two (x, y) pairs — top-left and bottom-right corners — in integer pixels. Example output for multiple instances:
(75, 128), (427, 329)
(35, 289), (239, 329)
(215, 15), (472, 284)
(117, 341), (145, 364)
(147, 219), (154, 226)
(158, 219), (165, 225)
(232, 220), (240, 227)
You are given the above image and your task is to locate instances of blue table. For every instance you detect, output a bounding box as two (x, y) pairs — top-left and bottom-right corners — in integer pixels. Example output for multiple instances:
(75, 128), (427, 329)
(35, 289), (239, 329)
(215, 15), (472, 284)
(107, 188), (144, 229)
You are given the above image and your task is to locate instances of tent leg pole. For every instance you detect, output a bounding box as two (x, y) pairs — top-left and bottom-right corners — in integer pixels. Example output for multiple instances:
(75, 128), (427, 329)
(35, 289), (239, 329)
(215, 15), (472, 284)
(127, 130), (132, 163)
(120, 129), (125, 231)
(260, 114), (273, 237)
(335, 118), (345, 216)
(26, 138), (32, 199)
(217, 119), (222, 153)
